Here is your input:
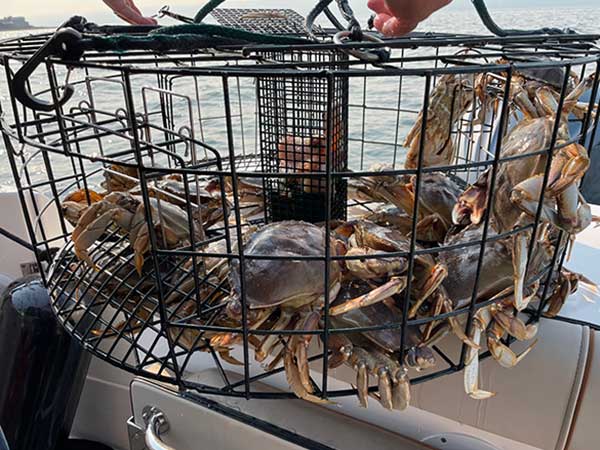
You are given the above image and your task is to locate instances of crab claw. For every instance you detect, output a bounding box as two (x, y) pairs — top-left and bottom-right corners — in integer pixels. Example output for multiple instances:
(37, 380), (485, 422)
(557, 187), (594, 234)
(562, 74), (596, 116)
(73, 206), (119, 270)
(510, 176), (557, 226)
(488, 337), (538, 369)
(492, 307), (538, 341)
(511, 143), (590, 234)
(452, 171), (490, 226)
(405, 345), (436, 370)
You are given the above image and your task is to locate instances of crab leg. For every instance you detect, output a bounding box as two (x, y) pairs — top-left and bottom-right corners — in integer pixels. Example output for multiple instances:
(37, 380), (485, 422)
(329, 277), (406, 316)
(265, 342), (287, 371)
(464, 315), (495, 400)
(373, 351), (410, 411)
(372, 350), (402, 410)
(545, 277), (572, 318)
(327, 333), (354, 369)
(408, 263), (448, 318)
(415, 213), (448, 243)
(512, 231), (530, 311)
(562, 74), (596, 116)
(210, 307), (273, 348)
(422, 291), (445, 342)
(542, 269), (598, 318)
(132, 224), (151, 275)
(284, 351), (331, 405)
(513, 84), (542, 120)
(255, 310), (294, 362)
(288, 310), (321, 395)
(217, 348), (245, 366)
(421, 321), (451, 347)
(377, 368), (394, 410)
(440, 297), (480, 350)
(392, 371), (411, 411)
(72, 202), (103, 242)
(349, 347), (373, 408)
(371, 181), (415, 217)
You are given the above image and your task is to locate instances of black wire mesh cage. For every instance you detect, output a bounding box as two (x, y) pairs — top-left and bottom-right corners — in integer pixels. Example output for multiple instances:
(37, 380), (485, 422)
(1, 4), (600, 407)
(257, 48), (349, 223)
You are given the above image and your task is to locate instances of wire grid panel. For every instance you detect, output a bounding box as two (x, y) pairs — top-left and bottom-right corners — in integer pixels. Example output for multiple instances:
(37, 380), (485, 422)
(211, 8), (307, 35)
(1, 30), (600, 402)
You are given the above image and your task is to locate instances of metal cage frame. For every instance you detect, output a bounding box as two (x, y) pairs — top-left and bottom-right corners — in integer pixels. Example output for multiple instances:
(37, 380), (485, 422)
(1, 22), (599, 403)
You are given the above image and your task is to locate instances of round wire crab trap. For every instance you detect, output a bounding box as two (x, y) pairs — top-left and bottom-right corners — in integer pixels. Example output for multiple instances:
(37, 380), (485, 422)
(1, 1), (600, 406)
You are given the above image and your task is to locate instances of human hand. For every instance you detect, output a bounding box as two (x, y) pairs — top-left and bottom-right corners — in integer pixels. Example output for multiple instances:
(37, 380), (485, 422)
(368, 0), (453, 36)
(102, 0), (157, 25)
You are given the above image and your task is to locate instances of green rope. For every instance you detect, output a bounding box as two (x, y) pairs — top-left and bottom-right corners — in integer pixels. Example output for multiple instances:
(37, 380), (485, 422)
(77, 23), (312, 54)
(81, 33), (242, 53)
(193, 0), (226, 23)
(150, 24), (312, 45)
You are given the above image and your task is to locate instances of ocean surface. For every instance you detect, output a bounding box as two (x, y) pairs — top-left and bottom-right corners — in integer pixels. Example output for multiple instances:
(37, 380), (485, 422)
(0, 6), (599, 193)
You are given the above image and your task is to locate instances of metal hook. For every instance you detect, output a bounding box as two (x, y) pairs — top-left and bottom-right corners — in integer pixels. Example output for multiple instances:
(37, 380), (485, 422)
(11, 28), (83, 112)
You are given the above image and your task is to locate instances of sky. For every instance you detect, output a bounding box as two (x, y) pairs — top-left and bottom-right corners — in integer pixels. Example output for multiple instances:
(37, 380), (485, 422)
(1, 0), (598, 27)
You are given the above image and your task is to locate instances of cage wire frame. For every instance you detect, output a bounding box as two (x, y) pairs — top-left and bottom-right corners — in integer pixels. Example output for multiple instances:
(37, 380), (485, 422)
(0, 26), (599, 402)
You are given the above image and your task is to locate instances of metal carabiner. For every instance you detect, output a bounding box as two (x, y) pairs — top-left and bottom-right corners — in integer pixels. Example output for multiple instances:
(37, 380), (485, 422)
(333, 30), (390, 64)
(10, 28), (83, 112)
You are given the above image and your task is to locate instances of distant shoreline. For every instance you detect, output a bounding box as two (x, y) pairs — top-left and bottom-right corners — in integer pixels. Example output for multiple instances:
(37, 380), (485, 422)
(0, 25), (45, 32)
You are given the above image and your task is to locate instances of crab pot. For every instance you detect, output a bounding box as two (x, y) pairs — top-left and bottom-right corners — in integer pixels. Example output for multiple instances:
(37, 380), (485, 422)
(257, 49), (349, 223)
(1, 18), (600, 411)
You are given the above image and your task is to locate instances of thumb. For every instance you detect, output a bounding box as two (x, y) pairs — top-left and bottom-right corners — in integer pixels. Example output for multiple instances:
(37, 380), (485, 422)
(382, 17), (419, 36)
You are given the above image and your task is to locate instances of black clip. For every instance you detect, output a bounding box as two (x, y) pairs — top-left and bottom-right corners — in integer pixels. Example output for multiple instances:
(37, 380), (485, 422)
(11, 28), (83, 112)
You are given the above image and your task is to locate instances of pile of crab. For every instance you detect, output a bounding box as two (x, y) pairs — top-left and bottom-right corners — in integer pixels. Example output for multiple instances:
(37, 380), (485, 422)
(60, 62), (598, 412)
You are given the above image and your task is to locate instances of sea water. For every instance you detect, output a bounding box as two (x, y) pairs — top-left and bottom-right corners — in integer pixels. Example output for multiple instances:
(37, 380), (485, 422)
(0, 6), (598, 193)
